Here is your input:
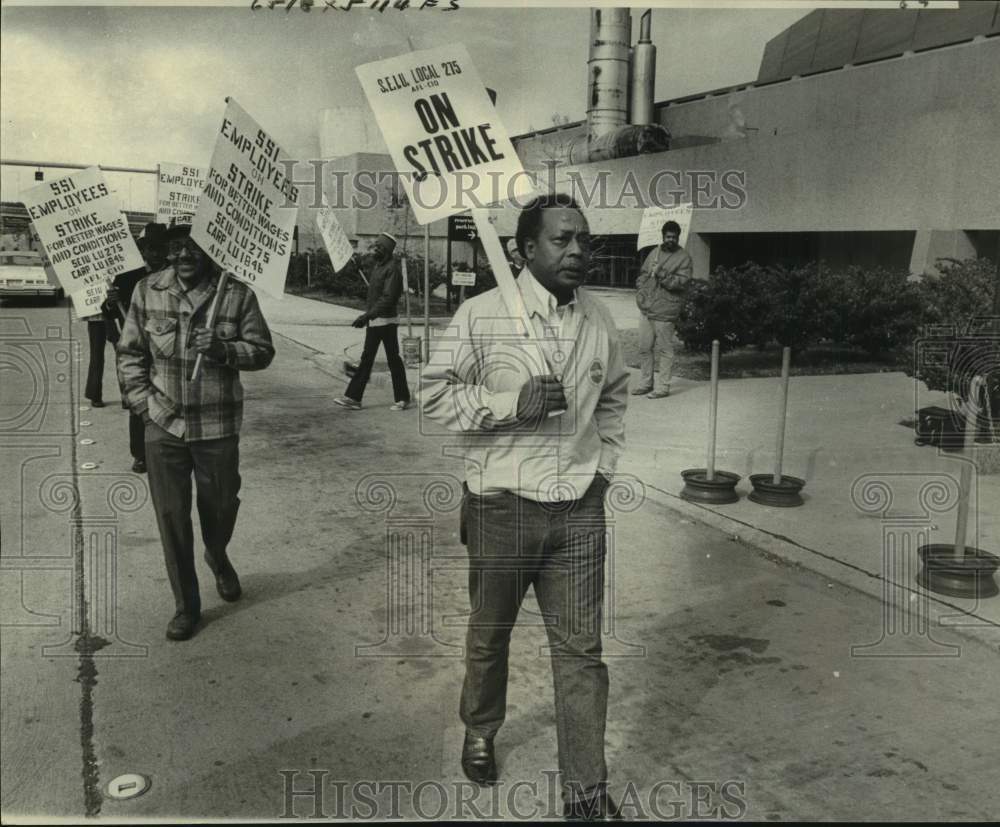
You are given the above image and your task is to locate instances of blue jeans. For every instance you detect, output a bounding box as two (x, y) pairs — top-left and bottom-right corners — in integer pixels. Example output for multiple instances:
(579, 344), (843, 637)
(460, 476), (610, 802)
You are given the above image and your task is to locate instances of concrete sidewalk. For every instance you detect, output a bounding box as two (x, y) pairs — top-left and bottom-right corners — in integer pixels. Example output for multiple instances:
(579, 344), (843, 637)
(258, 291), (1000, 637)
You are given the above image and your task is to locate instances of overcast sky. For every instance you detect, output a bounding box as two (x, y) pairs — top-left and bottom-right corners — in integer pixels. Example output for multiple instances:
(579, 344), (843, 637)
(0, 3), (805, 209)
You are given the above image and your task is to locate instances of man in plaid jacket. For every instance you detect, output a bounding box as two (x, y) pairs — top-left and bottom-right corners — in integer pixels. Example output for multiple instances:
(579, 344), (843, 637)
(117, 223), (275, 640)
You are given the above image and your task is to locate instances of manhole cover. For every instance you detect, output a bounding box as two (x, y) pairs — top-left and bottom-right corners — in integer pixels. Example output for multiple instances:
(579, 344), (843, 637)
(80, 462), (98, 471)
(80, 439), (96, 446)
(106, 773), (151, 801)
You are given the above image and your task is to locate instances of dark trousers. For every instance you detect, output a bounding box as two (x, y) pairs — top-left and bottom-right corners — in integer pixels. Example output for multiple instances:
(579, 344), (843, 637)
(129, 413), (146, 461)
(85, 320), (107, 403)
(345, 324), (410, 403)
(461, 478), (609, 802)
(144, 422), (241, 617)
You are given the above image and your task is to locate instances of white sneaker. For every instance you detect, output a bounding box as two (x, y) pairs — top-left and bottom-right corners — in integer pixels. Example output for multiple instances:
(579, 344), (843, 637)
(333, 396), (362, 410)
(389, 401), (410, 411)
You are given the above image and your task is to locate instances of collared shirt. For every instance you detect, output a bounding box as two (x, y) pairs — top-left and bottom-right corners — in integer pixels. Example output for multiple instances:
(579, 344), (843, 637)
(420, 268), (629, 502)
(117, 268), (275, 442)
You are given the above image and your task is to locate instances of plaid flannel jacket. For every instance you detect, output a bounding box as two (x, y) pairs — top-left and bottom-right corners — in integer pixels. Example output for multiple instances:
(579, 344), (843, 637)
(117, 268), (275, 442)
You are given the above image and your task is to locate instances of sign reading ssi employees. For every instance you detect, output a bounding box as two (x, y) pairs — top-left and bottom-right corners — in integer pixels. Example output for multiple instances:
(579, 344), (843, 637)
(191, 98), (299, 299)
(356, 45), (533, 225)
(21, 166), (143, 317)
(155, 162), (207, 225)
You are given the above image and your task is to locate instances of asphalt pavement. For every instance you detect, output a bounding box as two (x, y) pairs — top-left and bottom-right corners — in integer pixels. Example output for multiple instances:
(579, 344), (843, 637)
(1, 296), (999, 822)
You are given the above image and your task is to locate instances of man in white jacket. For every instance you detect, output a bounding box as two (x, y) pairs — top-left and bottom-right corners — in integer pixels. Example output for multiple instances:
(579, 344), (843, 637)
(421, 193), (628, 821)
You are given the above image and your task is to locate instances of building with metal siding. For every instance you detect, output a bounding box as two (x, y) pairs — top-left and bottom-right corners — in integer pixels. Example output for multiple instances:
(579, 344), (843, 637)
(504, 3), (1000, 285)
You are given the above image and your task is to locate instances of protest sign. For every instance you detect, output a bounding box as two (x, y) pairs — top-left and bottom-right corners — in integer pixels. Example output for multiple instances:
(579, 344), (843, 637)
(315, 205), (355, 272)
(637, 202), (694, 250)
(356, 45), (534, 225)
(155, 162), (207, 225)
(191, 98), (300, 299)
(21, 166), (143, 318)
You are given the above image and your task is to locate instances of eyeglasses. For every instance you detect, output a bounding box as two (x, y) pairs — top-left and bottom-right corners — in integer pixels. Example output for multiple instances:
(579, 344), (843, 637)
(167, 238), (203, 256)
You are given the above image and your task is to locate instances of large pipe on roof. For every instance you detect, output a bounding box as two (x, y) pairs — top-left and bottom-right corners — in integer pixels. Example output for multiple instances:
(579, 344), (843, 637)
(630, 10), (656, 125)
(549, 8), (668, 167)
(586, 8), (631, 141)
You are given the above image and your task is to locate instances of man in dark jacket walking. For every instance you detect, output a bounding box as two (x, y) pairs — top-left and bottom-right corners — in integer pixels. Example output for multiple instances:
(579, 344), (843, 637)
(103, 222), (168, 472)
(334, 232), (411, 411)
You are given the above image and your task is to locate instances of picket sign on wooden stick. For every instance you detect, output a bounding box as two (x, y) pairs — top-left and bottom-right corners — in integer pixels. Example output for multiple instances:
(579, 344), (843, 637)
(188, 271), (229, 382)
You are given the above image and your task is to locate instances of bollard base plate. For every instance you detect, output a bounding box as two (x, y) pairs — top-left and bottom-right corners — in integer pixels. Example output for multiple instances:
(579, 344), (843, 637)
(748, 474), (806, 507)
(916, 544), (999, 599)
(680, 469), (741, 505)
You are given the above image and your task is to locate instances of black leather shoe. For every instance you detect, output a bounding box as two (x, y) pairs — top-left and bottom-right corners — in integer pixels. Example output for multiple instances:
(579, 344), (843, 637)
(131, 458), (147, 473)
(89, 399), (106, 408)
(563, 791), (623, 821)
(206, 552), (242, 602)
(461, 732), (498, 786)
(166, 612), (200, 641)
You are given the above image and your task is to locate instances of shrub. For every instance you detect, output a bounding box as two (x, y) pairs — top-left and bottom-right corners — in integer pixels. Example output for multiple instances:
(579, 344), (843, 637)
(763, 262), (828, 352)
(676, 262), (770, 353)
(819, 265), (923, 357)
(679, 260), (932, 359)
(903, 257), (999, 427)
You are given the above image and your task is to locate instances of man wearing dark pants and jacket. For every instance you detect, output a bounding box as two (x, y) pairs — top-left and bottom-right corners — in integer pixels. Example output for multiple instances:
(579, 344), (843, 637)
(117, 223), (274, 640)
(333, 232), (411, 412)
(104, 222), (168, 473)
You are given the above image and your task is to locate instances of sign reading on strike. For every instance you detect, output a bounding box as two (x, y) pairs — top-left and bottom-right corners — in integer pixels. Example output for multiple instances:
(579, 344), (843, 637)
(20, 166), (143, 318)
(637, 203), (694, 251)
(155, 162), (207, 225)
(356, 45), (533, 225)
(315, 205), (355, 272)
(191, 98), (300, 299)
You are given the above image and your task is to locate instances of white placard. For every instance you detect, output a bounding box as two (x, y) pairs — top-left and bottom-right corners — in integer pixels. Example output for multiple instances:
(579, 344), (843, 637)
(637, 202), (694, 251)
(356, 45), (533, 225)
(21, 166), (143, 318)
(451, 270), (476, 287)
(315, 205), (355, 272)
(191, 98), (299, 299)
(155, 162), (207, 225)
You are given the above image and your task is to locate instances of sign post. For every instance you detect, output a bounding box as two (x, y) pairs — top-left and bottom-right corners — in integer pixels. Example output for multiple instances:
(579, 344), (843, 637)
(424, 225), (431, 364)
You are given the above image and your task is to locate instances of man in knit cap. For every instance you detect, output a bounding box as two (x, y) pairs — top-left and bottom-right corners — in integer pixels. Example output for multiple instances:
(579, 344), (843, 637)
(333, 231), (411, 411)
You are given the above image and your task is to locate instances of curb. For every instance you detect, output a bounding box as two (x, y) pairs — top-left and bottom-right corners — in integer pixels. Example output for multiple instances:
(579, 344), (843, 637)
(273, 328), (1000, 654)
(639, 481), (1000, 654)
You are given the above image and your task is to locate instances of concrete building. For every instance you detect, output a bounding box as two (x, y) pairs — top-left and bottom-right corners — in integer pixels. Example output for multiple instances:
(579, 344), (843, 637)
(504, 2), (1000, 284)
(3, 4), (997, 286)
